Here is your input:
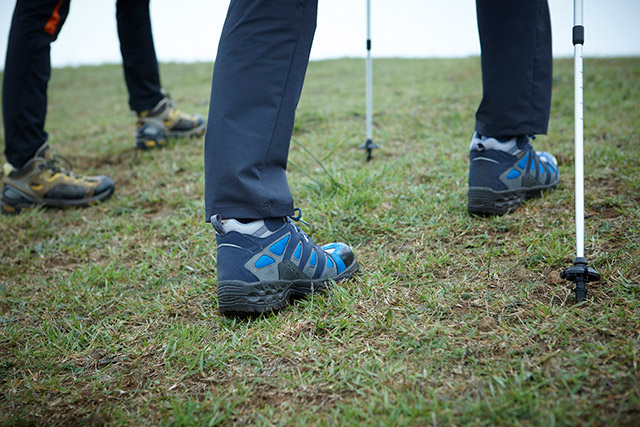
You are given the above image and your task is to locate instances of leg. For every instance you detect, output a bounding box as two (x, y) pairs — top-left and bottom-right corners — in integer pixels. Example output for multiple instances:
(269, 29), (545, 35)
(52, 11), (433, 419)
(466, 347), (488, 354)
(116, 0), (205, 149)
(1, 0), (114, 214)
(3, 0), (70, 168)
(475, 0), (552, 138)
(204, 0), (358, 315)
(115, 0), (162, 111)
(468, 0), (558, 215)
(204, 0), (318, 221)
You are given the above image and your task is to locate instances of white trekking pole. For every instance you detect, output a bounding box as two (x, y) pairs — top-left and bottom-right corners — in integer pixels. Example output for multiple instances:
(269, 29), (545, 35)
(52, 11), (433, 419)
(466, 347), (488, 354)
(360, 0), (379, 161)
(561, 0), (600, 303)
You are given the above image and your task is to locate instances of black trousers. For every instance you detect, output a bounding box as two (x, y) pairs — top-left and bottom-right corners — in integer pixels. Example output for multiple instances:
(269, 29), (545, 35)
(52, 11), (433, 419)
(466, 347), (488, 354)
(475, 0), (552, 138)
(2, 0), (163, 168)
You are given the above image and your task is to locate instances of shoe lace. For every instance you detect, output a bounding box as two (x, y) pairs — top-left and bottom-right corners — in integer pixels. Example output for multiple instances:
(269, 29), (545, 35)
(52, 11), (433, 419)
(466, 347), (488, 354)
(289, 207), (310, 227)
(288, 207), (315, 247)
(160, 90), (180, 115)
(46, 153), (78, 178)
(522, 140), (553, 178)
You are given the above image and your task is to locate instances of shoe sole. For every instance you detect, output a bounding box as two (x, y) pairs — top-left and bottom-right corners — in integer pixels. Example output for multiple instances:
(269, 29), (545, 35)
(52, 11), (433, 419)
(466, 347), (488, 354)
(1, 185), (115, 215)
(217, 261), (359, 316)
(167, 122), (206, 139)
(468, 183), (557, 216)
(135, 123), (206, 150)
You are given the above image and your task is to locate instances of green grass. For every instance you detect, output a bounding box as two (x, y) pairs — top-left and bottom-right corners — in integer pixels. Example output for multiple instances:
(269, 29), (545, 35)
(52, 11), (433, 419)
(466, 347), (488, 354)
(1, 57), (639, 425)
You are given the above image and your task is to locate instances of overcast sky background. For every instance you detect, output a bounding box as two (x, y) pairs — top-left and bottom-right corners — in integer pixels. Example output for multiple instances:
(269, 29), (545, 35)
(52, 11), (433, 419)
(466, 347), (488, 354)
(0, 0), (639, 70)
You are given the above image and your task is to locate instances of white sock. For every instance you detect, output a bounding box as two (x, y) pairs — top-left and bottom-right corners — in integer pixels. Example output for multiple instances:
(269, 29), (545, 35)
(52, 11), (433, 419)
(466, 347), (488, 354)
(470, 132), (521, 155)
(3, 163), (16, 175)
(218, 218), (277, 238)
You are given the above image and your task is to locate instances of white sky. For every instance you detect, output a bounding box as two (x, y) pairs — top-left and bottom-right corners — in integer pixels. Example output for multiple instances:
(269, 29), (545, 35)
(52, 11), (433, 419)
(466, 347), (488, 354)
(0, 0), (639, 69)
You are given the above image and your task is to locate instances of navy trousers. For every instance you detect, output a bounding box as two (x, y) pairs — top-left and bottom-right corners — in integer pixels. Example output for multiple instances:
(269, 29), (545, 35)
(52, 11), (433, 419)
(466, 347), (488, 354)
(204, 0), (552, 220)
(2, 0), (163, 168)
(205, 0), (318, 221)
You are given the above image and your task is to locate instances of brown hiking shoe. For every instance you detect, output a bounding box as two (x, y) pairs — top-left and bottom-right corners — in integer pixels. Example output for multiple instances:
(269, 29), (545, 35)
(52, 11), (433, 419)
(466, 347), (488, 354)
(135, 94), (206, 150)
(1, 143), (114, 214)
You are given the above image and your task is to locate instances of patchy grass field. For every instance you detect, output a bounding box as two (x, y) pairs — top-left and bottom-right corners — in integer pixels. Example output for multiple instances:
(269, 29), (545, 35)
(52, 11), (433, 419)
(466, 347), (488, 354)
(1, 57), (639, 425)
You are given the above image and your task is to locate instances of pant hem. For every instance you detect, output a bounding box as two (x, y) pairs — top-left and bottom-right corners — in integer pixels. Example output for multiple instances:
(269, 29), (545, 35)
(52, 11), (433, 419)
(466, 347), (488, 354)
(205, 201), (295, 222)
(475, 122), (548, 139)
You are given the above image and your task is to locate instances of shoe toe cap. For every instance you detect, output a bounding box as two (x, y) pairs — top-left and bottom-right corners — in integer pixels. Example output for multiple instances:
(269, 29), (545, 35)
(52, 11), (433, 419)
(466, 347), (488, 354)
(94, 175), (115, 195)
(536, 151), (558, 167)
(536, 151), (559, 178)
(322, 242), (356, 270)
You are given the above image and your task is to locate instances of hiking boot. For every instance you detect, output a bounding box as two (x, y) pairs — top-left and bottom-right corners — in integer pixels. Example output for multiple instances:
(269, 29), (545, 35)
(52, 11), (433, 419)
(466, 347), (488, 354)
(1, 143), (114, 214)
(211, 210), (358, 315)
(135, 93), (206, 150)
(467, 132), (559, 215)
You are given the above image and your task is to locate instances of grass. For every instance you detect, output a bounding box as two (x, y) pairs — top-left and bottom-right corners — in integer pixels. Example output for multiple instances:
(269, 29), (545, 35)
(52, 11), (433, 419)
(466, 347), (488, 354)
(1, 57), (639, 425)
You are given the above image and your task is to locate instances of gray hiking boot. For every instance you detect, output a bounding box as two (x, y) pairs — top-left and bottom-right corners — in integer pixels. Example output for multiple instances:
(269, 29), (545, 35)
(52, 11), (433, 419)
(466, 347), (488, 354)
(135, 93), (206, 150)
(1, 143), (114, 214)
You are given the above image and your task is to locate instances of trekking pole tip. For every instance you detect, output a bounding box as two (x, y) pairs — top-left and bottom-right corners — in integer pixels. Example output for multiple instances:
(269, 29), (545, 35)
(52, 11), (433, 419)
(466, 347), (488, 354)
(360, 139), (379, 162)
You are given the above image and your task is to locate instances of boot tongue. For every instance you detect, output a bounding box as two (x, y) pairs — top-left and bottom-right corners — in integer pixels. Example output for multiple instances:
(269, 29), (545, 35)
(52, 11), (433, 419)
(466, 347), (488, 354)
(264, 217), (287, 232)
(34, 143), (54, 161)
(515, 135), (531, 151)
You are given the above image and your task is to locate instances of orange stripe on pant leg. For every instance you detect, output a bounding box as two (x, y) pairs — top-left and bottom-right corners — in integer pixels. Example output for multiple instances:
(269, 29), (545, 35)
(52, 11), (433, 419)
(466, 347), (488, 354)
(43, 1), (63, 35)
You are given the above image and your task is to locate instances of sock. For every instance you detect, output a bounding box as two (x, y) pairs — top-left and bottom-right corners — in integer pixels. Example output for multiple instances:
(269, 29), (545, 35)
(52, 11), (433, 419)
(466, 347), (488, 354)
(3, 163), (16, 175)
(211, 215), (285, 237)
(470, 132), (528, 154)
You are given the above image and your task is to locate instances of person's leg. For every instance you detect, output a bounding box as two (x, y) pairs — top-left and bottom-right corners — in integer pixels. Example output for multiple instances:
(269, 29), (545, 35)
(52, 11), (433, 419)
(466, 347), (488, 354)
(204, 0), (357, 315)
(475, 0), (552, 137)
(3, 0), (70, 168)
(115, 0), (205, 149)
(468, 0), (558, 216)
(115, 0), (162, 111)
(205, 0), (319, 221)
(1, 0), (114, 214)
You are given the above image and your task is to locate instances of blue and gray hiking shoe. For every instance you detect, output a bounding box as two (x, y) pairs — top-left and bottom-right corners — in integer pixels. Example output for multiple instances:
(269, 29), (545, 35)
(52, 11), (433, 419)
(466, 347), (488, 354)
(468, 132), (559, 215)
(211, 211), (358, 315)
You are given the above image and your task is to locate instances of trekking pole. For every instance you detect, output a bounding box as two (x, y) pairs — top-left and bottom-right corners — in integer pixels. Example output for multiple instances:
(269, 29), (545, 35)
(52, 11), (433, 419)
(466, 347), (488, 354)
(561, 0), (600, 303)
(360, 0), (379, 161)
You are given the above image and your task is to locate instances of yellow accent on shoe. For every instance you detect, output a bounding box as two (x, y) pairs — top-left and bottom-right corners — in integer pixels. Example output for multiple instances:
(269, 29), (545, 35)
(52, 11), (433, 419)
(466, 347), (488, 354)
(48, 172), (63, 182)
(135, 94), (205, 137)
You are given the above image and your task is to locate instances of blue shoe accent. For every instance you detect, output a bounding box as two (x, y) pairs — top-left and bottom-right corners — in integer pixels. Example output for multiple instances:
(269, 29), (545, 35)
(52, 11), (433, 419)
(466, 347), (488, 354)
(269, 235), (289, 256)
(507, 169), (521, 180)
(212, 210), (358, 315)
(326, 256), (334, 269)
(517, 152), (529, 169)
(322, 243), (348, 274)
(255, 255), (275, 268)
(537, 151), (558, 175)
(468, 132), (559, 215)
